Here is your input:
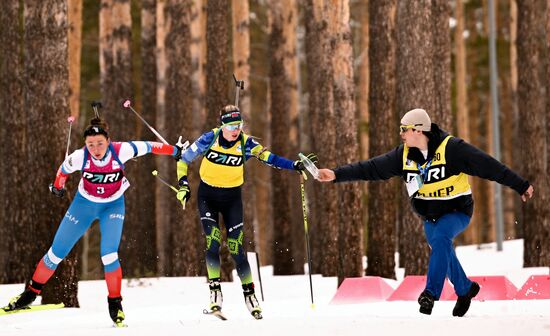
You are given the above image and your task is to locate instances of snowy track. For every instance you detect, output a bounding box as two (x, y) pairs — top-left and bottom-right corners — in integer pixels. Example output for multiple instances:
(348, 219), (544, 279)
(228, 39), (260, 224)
(1, 240), (549, 336)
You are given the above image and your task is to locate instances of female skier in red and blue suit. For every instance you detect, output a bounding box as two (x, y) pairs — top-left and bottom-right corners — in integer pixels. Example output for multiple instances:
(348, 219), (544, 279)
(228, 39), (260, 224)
(4, 117), (180, 325)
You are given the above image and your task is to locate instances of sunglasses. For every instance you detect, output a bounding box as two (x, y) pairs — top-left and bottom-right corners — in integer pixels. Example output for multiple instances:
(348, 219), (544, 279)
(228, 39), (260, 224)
(224, 123), (243, 131)
(399, 124), (416, 133)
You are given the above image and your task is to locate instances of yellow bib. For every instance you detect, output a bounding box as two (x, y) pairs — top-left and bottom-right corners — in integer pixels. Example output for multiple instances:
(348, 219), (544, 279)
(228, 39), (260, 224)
(403, 135), (471, 200)
(199, 128), (248, 188)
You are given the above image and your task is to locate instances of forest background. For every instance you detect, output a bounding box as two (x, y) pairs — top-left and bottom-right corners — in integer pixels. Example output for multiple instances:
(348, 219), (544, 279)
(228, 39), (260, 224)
(0, 0), (548, 307)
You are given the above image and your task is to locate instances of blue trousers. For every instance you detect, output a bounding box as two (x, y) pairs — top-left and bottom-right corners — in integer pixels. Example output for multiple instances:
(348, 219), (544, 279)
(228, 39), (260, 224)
(43, 192), (125, 273)
(424, 212), (472, 299)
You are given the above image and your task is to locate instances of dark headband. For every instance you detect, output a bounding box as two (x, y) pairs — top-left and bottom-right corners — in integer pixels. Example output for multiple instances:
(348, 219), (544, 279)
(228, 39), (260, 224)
(83, 125), (108, 138)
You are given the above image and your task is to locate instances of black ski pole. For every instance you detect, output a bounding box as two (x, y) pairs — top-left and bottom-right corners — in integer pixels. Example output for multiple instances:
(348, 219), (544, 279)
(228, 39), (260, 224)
(255, 252), (265, 301)
(91, 100), (102, 118)
(233, 74), (244, 107)
(300, 175), (315, 308)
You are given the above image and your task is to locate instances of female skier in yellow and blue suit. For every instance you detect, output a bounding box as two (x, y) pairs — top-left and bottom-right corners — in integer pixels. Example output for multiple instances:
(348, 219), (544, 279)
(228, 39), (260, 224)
(175, 105), (316, 319)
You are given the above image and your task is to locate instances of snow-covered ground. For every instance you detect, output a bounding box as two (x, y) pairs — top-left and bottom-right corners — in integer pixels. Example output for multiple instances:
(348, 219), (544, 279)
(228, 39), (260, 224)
(1, 239), (549, 336)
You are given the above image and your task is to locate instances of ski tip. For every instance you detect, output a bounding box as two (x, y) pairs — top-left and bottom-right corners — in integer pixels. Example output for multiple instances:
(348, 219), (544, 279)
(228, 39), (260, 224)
(114, 319), (128, 328)
(0, 303), (64, 316)
(114, 322), (128, 328)
(203, 308), (227, 320)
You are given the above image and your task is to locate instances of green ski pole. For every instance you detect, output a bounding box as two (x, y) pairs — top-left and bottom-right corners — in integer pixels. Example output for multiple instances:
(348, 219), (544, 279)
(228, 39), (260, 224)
(300, 175), (315, 308)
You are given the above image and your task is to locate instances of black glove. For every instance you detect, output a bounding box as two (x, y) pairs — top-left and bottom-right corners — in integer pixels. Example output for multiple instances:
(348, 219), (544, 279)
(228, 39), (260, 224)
(176, 176), (191, 204)
(49, 183), (66, 198)
(174, 145), (183, 161)
(293, 153), (319, 171)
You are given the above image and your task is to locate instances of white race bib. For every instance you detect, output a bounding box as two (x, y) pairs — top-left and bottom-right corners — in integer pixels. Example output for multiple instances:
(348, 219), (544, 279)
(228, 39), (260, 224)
(406, 174), (423, 197)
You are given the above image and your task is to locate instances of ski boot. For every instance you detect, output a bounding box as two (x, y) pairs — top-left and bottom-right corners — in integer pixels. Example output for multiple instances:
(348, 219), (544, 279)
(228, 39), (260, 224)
(209, 278), (223, 311)
(202, 278), (227, 320)
(108, 296), (126, 327)
(3, 281), (42, 312)
(4, 289), (38, 312)
(453, 282), (480, 317)
(418, 290), (435, 315)
(243, 283), (262, 320)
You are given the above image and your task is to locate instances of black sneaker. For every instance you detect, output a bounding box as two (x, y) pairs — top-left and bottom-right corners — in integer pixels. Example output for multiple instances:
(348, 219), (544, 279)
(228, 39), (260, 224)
(107, 296), (125, 323)
(453, 282), (480, 317)
(418, 290), (435, 315)
(6, 290), (38, 311)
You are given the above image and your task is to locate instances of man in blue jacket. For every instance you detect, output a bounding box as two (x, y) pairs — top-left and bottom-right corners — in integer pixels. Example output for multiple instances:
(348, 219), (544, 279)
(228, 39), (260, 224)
(317, 108), (534, 317)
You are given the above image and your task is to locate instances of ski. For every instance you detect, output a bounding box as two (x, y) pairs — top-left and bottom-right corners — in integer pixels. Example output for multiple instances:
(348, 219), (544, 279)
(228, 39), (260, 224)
(203, 308), (227, 321)
(0, 303), (65, 316)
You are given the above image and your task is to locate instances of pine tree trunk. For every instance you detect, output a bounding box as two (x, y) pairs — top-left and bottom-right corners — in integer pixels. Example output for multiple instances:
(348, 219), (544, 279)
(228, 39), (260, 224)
(304, 0), (339, 277)
(431, 0), (452, 128)
(367, 0), (397, 279)
(396, 1), (440, 277)
(189, 0), (207, 278)
(453, 0), (479, 247)
(68, 0), (82, 120)
(480, 3), (495, 245)
(79, 0), (100, 280)
(247, 1), (274, 267)
(163, 0), (201, 276)
(463, 1), (486, 245)
(333, 0), (363, 286)
(281, 0), (305, 275)
(205, 0), (233, 281)
(232, 0), (251, 121)
(100, 0), (147, 278)
(547, 0), (550, 181)
(517, 0), (550, 267)
(205, 0), (229, 126)
(303, 1), (322, 274)
(496, 0), (516, 241)
(509, 0), (523, 237)
(140, 0), (161, 275)
(130, 0), (159, 278)
(455, 0), (469, 143)
(191, 0), (207, 135)
(24, 0), (78, 307)
(155, 0), (171, 274)
(356, 0), (369, 261)
(232, 0), (258, 263)
(67, 0), (84, 214)
(0, 0), (27, 284)
(268, 0), (294, 275)
(454, 0), (474, 246)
